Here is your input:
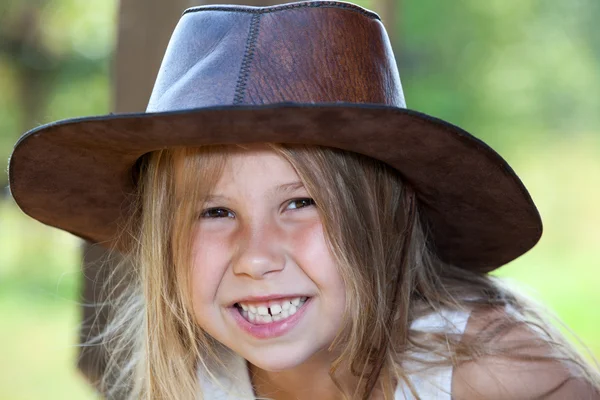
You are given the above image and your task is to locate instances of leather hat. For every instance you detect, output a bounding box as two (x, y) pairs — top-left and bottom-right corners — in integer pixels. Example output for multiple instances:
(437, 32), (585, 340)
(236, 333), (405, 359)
(7, 0), (542, 272)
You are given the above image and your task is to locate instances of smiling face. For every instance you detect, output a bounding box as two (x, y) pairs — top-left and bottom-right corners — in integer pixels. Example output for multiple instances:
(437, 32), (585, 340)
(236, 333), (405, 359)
(189, 145), (346, 371)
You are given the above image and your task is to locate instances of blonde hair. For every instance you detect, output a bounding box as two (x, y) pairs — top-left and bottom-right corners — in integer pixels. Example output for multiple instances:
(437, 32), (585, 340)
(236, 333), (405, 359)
(93, 144), (600, 400)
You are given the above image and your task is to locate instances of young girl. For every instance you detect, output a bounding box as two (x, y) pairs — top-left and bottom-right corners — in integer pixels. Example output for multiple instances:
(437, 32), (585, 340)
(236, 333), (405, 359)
(8, 1), (600, 399)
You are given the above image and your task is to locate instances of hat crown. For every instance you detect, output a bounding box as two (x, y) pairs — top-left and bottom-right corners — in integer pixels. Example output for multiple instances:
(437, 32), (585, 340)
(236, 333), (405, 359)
(146, 1), (406, 112)
(8, 1), (542, 271)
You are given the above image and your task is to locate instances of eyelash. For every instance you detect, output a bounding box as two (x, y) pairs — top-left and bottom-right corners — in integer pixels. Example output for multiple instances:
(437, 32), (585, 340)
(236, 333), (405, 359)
(200, 198), (316, 219)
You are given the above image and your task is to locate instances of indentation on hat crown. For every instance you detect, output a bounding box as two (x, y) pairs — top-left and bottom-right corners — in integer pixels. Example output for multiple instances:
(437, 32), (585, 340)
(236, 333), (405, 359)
(233, 13), (262, 105)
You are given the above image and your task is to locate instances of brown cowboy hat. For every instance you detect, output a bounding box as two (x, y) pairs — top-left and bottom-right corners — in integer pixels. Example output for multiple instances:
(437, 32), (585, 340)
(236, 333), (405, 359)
(7, 0), (542, 272)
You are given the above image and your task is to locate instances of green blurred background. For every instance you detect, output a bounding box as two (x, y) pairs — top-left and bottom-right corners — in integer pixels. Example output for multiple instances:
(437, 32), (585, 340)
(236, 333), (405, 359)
(0, 0), (598, 398)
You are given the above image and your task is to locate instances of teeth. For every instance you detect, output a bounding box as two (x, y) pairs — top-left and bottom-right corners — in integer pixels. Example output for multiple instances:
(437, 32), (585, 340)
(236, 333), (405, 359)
(237, 297), (308, 324)
(270, 304), (282, 315)
(261, 315), (273, 323)
(257, 306), (269, 316)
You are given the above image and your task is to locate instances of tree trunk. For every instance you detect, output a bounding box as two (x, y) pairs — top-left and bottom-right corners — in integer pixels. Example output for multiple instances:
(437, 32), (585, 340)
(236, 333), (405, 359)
(77, 0), (191, 389)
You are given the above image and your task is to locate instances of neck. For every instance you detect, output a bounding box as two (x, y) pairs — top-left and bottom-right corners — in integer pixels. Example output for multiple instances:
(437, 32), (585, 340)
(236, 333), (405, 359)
(249, 349), (377, 400)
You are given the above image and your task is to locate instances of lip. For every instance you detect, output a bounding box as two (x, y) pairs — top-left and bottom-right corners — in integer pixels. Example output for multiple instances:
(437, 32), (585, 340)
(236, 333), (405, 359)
(228, 297), (312, 339)
(229, 293), (310, 307)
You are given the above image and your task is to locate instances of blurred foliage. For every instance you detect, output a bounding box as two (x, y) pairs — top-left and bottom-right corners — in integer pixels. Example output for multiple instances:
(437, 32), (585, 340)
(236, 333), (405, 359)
(399, 0), (600, 153)
(0, 0), (114, 182)
(0, 0), (598, 399)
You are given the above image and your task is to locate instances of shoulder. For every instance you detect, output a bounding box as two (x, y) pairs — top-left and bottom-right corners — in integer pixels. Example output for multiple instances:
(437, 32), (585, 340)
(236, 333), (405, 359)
(451, 306), (600, 400)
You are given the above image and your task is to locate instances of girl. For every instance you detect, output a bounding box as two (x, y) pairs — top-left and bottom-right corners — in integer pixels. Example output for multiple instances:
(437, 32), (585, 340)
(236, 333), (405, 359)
(8, 1), (600, 399)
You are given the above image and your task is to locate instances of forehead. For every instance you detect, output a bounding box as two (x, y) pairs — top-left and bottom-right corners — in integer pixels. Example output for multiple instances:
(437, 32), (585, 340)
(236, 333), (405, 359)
(211, 145), (302, 193)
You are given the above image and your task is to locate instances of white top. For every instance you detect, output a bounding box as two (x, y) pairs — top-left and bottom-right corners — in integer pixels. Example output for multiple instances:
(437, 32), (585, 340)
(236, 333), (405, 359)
(196, 308), (470, 399)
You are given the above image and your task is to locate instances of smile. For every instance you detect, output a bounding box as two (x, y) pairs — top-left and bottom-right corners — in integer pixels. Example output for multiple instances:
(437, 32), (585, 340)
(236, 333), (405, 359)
(235, 296), (309, 324)
(229, 296), (312, 339)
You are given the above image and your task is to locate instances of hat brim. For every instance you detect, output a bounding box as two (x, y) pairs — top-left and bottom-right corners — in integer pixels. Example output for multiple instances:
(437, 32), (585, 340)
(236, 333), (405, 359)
(8, 102), (542, 272)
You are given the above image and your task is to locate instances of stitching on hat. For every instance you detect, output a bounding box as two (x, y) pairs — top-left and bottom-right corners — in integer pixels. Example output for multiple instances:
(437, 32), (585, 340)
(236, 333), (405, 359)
(233, 14), (262, 105)
(184, 1), (380, 20)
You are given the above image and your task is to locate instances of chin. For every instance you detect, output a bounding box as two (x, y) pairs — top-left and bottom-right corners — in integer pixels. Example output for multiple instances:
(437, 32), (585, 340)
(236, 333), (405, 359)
(243, 343), (321, 372)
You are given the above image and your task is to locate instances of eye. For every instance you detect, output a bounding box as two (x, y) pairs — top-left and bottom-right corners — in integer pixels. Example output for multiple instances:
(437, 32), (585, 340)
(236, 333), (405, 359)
(285, 198), (316, 211)
(200, 208), (235, 219)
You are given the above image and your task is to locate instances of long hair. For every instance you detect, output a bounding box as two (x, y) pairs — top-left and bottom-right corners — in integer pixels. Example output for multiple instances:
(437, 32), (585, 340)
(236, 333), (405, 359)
(93, 144), (600, 400)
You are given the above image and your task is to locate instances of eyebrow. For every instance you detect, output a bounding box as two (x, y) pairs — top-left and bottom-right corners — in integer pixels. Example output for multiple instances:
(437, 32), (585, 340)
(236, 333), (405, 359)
(204, 181), (307, 203)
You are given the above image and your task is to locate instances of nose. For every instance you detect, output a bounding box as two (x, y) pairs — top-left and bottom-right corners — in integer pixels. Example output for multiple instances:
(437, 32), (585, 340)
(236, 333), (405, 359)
(231, 218), (286, 279)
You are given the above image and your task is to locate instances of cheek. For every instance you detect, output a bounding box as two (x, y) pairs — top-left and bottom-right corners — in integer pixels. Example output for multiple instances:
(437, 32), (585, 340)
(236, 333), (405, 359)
(190, 227), (231, 305)
(292, 221), (347, 338)
(289, 220), (346, 300)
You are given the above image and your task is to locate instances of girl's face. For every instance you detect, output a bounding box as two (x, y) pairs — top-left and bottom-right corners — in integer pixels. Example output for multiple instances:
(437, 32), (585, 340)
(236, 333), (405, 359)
(190, 145), (346, 371)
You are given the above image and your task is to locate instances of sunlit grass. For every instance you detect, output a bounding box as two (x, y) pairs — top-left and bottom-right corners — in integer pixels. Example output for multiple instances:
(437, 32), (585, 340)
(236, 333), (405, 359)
(494, 134), (600, 360)
(0, 294), (100, 399)
(0, 200), (98, 399)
